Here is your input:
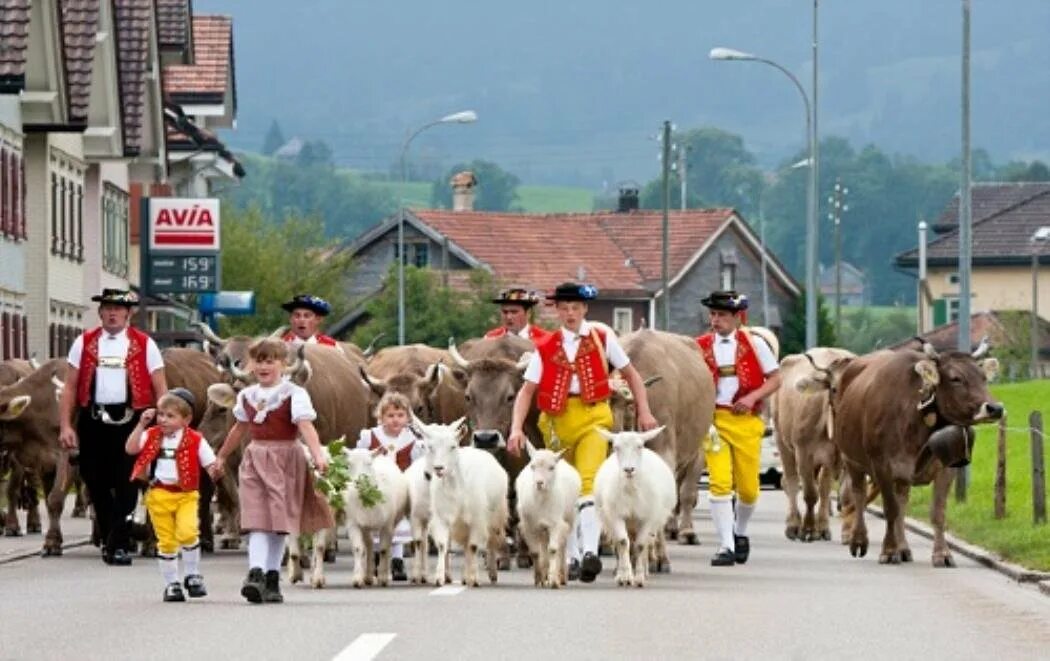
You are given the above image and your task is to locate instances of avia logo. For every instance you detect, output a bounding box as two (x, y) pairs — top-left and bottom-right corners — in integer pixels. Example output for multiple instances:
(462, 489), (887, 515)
(155, 206), (215, 227)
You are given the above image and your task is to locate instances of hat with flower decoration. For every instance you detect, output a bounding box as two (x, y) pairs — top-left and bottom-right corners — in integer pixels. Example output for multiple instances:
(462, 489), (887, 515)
(281, 294), (332, 316)
(91, 288), (140, 307)
(492, 287), (541, 308)
(546, 282), (599, 302)
(701, 290), (749, 312)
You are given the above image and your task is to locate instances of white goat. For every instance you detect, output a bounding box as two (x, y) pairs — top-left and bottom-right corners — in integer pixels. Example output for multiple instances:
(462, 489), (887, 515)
(514, 444), (581, 588)
(594, 426), (675, 588)
(405, 453), (446, 585)
(416, 417), (509, 587)
(288, 444), (331, 588)
(341, 448), (409, 588)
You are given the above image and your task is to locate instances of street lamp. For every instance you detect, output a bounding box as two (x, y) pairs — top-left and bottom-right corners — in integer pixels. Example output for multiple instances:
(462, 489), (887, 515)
(710, 44), (819, 348)
(828, 179), (848, 338)
(395, 109), (478, 345)
(1031, 226), (1050, 379)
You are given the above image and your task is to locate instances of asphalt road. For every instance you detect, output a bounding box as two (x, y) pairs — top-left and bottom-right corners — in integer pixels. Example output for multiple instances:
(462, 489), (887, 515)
(1, 490), (1048, 661)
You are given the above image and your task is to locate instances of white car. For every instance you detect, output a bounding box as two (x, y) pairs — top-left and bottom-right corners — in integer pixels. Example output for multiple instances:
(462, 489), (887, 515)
(759, 425), (783, 489)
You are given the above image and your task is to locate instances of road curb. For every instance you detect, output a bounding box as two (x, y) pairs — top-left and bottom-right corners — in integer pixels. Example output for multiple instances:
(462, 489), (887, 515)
(0, 537), (92, 566)
(866, 505), (1050, 586)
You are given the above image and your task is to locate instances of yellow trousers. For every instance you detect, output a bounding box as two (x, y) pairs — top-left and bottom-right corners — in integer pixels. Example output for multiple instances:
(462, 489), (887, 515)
(539, 398), (613, 496)
(144, 487), (200, 555)
(705, 409), (765, 505)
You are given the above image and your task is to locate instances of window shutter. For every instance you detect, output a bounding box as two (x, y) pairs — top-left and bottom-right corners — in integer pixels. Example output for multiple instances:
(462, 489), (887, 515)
(19, 315), (27, 359)
(18, 153), (25, 239)
(1, 147), (8, 237)
(1, 312), (9, 359)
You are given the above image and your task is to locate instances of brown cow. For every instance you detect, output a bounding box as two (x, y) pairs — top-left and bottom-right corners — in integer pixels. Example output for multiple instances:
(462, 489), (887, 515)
(773, 347), (855, 542)
(611, 330), (714, 556)
(822, 341), (1002, 566)
(0, 359), (40, 536)
(359, 344), (463, 423)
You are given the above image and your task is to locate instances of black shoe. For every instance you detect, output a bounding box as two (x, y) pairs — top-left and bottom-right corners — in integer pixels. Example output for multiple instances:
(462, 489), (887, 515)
(734, 535), (750, 564)
(104, 549), (133, 566)
(163, 582), (186, 602)
(263, 570), (283, 603)
(391, 557), (407, 582)
(579, 552), (602, 583)
(711, 548), (736, 566)
(184, 574), (207, 598)
(567, 559), (580, 581)
(241, 568), (265, 603)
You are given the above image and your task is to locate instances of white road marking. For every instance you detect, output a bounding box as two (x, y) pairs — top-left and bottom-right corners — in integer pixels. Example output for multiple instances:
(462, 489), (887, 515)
(429, 584), (465, 596)
(333, 633), (396, 661)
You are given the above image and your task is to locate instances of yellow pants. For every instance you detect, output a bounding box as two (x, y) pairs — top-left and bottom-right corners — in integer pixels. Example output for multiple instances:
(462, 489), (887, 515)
(705, 409), (765, 505)
(539, 398), (613, 496)
(144, 487), (200, 555)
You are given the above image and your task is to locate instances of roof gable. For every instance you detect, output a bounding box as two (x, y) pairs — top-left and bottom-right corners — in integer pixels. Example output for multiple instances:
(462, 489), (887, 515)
(0, 0), (31, 94)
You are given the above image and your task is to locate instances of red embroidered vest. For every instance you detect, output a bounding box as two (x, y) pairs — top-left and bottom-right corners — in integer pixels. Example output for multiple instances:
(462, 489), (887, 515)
(696, 330), (767, 414)
(535, 326), (611, 414)
(76, 326), (155, 409)
(243, 397), (298, 441)
(368, 431), (414, 472)
(130, 426), (204, 491)
(484, 325), (548, 344)
(281, 332), (337, 347)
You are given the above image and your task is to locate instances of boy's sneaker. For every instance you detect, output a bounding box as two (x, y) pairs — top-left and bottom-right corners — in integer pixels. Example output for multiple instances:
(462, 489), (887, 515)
(184, 574), (207, 598)
(263, 570), (283, 603)
(163, 582), (186, 602)
(241, 568), (265, 604)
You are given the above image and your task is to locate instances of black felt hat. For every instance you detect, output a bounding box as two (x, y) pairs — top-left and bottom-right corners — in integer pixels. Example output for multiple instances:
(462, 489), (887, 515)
(546, 282), (598, 302)
(91, 288), (139, 306)
(492, 287), (541, 307)
(700, 290), (749, 312)
(280, 294), (332, 316)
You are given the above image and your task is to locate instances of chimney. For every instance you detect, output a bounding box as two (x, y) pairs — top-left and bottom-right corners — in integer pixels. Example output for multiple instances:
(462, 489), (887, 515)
(617, 184), (639, 212)
(451, 170), (478, 212)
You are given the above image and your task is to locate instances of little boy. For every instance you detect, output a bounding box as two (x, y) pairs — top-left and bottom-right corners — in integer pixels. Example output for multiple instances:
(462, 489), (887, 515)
(126, 388), (219, 602)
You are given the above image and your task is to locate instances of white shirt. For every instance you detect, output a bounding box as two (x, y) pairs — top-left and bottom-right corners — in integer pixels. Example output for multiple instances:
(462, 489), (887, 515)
(286, 334), (322, 345)
(357, 426), (424, 462)
(67, 328), (165, 405)
(131, 428), (216, 485)
(713, 332), (779, 406)
(523, 320), (630, 393)
(233, 380), (317, 424)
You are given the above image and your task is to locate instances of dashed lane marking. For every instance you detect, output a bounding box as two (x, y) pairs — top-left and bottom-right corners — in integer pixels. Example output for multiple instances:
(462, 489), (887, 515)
(429, 585), (465, 596)
(333, 633), (397, 661)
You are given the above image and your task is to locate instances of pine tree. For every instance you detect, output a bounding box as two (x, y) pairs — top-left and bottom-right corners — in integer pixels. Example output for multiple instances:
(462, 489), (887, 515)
(261, 120), (286, 156)
(780, 290), (836, 355)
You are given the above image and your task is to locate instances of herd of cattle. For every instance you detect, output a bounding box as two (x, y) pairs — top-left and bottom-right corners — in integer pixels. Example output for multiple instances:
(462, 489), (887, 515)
(0, 322), (1004, 587)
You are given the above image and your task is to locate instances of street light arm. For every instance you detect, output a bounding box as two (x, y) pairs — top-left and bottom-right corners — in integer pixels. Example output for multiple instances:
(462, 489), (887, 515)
(753, 58), (811, 138)
(399, 119), (444, 183)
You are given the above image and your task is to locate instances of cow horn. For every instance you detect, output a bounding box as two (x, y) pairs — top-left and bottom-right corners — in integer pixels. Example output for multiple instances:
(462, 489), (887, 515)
(51, 375), (65, 390)
(923, 342), (939, 359)
(515, 351), (533, 372)
(972, 335), (990, 359)
(29, 354), (41, 370)
(803, 351), (830, 374)
(284, 344), (307, 375)
(220, 353), (251, 382)
(363, 332), (385, 359)
(448, 338), (471, 369)
(192, 321), (227, 347)
(270, 325), (288, 339)
(358, 364), (385, 390)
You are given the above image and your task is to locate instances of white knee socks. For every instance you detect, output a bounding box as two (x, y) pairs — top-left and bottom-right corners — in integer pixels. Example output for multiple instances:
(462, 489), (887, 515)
(247, 531), (268, 569)
(158, 553), (178, 584)
(181, 542), (201, 576)
(265, 533), (286, 571)
(576, 499), (600, 556)
(734, 501), (755, 537)
(391, 542), (404, 560)
(710, 498), (736, 551)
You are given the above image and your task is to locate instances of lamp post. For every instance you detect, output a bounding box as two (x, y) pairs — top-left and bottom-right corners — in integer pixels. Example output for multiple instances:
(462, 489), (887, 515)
(1032, 226), (1050, 379)
(710, 44), (818, 348)
(395, 110), (477, 345)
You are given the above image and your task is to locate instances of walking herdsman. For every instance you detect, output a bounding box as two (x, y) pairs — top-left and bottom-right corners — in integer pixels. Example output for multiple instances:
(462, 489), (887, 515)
(58, 289), (168, 566)
(696, 290), (781, 567)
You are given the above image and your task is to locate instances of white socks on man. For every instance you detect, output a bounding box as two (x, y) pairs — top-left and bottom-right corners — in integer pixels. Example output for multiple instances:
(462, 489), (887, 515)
(158, 553), (178, 584)
(182, 543), (201, 576)
(576, 498), (601, 556)
(734, 501), (755, 537)
(710, 497), (736, 551)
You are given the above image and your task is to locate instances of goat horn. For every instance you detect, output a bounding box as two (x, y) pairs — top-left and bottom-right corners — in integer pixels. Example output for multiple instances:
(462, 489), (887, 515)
(448, 338), (471, 369)
(972, 335), (990, 359)
(192, 321), (227, 347)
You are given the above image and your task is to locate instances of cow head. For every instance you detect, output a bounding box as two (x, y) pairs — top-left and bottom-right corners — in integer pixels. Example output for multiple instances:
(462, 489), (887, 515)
(415, 416), (469, 478)
(200, 383), (238, 450)
(449, 342), (531, 450)
(0, 359), (66, 440)
(359, 363), (441, 421)
(524, 442), (568, 491)
(596, 426), (665, 480)
(609, 373), (663, 431)
(916, 340), (1003, 426)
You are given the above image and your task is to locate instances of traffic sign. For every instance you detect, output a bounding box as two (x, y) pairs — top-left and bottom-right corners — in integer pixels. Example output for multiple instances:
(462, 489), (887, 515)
(148, 253), (220, 294)
(148, 198), (221, 252)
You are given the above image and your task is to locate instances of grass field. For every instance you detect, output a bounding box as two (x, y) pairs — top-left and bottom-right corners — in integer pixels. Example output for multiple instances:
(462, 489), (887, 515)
(359, 178), (595, 213)
(907, 380), (1050, 571)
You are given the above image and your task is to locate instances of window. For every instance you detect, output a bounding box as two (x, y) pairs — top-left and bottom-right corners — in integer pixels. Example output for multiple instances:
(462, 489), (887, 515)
(1, 145), (25, 240)
(102, 184), (130, 276)
(721, 264), (735, 290)
(412, 242), (429, 267)
(49, 151), (84, 261)
(948, 297), (960, 322)
(1, 146), (7, 236)
(947, 273), (960, 285)
(613, 308), (634, 335)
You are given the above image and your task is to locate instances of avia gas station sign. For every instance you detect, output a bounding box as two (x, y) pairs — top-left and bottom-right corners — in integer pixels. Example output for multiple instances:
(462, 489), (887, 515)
(141, 198), (222, 295)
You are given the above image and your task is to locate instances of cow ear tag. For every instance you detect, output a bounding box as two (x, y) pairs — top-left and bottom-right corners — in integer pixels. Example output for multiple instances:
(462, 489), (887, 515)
(914, 360), (939, 388)
(981, 357), (1000, 382)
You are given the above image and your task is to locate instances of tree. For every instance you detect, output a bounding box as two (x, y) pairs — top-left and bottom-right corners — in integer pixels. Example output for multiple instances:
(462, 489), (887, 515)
(430, 160), (521, 211)
(779, 290), (836, 356)
(350, 265), (498, 348)
(261, 120), (285, 156)
(217, 206), (355, 336)
(996, 160), (1050, 182)
(296, 140), (334, 168)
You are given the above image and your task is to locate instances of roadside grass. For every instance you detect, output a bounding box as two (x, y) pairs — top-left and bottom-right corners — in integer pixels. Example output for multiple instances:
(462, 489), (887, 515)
(907, 379), (1050, 571)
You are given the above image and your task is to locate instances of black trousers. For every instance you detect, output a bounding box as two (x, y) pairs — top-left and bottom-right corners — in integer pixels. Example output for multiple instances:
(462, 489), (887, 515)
(77, 405), (141, 554)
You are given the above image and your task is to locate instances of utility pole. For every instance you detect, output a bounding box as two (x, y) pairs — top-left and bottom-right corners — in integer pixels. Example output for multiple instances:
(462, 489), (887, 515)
(828, 178), (848, 339)
(956, 0), (972, 503)
(661, 120), (672, 331)
(806, 0), (820, 349)
(678, 144), (688, 210)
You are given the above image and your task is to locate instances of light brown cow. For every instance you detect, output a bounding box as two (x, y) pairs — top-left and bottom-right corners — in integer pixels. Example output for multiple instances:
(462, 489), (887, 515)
(824, 342), (1002, 566)
(359, 344), (463, 423)
(773, 347), (855, 542)
(612, 330), (714, 557)
(0, 359), (39, 536)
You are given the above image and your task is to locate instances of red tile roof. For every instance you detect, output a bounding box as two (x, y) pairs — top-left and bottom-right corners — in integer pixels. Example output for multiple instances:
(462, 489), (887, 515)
(163, 14), (231, 104)
(58, 0), (100, 125)
(0, 0), (30, 93)
(412, 208), (737, 295)
(156, 0), (192, 50)
(114, 0), (153, 156)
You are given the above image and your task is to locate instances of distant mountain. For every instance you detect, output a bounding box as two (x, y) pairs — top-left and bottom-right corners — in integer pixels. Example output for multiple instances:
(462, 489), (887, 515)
(198, 0), (1050, 186)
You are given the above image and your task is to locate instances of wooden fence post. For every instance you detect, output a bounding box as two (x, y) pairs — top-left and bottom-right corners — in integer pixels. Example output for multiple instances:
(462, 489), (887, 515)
(994, 415), (1007, 519)
(1031, 410), (1046, 525)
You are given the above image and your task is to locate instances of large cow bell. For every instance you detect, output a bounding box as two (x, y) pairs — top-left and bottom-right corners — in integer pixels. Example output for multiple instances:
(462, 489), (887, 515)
(917, 425), (976, 474)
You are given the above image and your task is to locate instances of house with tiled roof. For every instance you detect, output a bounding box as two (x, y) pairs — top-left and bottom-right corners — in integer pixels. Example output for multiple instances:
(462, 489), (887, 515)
(0, 1), (242, 358)
(331, 190), (800, 338)
(895, 183), (1050, 329)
